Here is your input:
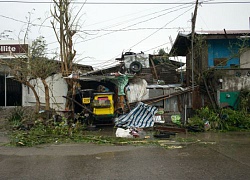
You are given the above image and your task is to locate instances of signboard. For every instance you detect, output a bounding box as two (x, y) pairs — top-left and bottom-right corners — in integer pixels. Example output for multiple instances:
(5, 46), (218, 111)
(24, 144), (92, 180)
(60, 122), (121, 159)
(0, 44), (28, 54)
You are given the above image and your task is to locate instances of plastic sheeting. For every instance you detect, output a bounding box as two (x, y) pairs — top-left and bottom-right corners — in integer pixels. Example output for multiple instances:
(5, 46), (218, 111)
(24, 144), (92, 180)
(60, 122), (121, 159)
(126, 79), (149, 103)
(115, 102), (158, 128)
(110, 74), (129, 96)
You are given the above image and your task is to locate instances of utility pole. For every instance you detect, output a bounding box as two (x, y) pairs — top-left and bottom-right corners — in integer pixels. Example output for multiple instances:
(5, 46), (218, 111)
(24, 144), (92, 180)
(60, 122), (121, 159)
(191, 0), (199, 91)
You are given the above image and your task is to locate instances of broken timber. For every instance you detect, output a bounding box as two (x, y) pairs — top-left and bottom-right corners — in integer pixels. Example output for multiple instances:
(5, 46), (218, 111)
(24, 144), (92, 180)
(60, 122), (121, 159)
(129, 86), (195, 107)
(154, 126), (187, 133)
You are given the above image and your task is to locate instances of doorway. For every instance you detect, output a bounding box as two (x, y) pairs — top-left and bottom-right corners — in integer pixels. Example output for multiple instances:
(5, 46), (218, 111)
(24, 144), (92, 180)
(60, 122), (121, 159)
(0, 75), (22, 106)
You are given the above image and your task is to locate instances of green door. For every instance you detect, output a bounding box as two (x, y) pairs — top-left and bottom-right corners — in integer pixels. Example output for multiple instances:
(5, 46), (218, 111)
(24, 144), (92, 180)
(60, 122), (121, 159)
(220, 91), (240, 110)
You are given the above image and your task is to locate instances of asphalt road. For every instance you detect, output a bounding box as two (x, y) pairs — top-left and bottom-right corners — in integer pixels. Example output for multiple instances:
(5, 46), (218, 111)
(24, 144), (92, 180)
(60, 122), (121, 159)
(0, 132), (250, 180)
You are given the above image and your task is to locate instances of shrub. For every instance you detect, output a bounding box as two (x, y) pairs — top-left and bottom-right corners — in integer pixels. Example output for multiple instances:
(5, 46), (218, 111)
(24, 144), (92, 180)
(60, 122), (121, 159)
(7, 106), (25, 129)
(188, 107), (250, 131)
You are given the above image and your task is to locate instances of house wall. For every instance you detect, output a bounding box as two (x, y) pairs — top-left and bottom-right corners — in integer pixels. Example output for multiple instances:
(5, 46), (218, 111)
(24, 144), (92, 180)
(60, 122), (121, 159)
(221, 69), (250, 91)
(185, 46), (208, 87)
(240, 49), (250, 68)
(23, 73), (68, 110)
(147, 84), (182, 112)
(201, 44), (209, 70)
(207, 39), (240, 68)
(163, 88), (179, 112)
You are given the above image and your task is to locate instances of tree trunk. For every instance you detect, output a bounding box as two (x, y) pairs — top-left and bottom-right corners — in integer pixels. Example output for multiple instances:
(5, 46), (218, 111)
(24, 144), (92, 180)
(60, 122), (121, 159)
(25, 81), (41, 113)
(65, 79), (73, 110)
(41, 79), (50, 111)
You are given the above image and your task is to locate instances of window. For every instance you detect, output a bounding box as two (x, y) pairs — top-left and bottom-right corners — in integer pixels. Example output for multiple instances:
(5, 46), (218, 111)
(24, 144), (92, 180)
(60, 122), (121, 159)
(214, 58), (228, 66)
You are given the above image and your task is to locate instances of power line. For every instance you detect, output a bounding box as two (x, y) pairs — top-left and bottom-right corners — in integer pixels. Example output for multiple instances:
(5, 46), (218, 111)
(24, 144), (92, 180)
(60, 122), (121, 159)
(83, 6), (159, 28)
(76, 2), (197, 62)
(0, 6), (187, 31)
(0, 1), (250, 5)
(0, 14), (52, 29)
(0, 3), (191, 46)
(85, 1), (202, 31)
(144, 42), (171, 53)
(77, 3), (194, 43)
(77, 57), (119, 68)
(70, 3), (195, 62)
(128, 6), (194, 50)
(79, 27), (190, 32)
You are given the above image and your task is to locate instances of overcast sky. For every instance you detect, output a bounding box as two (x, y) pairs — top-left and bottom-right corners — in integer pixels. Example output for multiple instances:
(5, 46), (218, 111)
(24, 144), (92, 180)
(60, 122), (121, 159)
(1, 0), (250, 69)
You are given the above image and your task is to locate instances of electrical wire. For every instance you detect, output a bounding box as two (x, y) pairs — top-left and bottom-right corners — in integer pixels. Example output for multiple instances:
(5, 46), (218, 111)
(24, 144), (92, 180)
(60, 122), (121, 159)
(73, 3), (195, 63)
(127, 6), (194, 50)
(37, 2), (194, 47)
(0, 2), (193, 47)
(86, 2), (190, 31)
(1, 0), (248, 67)
(0, 1), (250, 5)
(76, 3), (194, 43)
(79, 27), (190, 32)
(143, 42), (171, 53)
(49, 3), (195, 46)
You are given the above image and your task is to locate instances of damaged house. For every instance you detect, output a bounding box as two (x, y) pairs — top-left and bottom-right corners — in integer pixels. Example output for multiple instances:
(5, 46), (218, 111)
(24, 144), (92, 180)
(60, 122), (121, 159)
(77, 52), (188, 126)
(0, 40), (93, 109)
(0, 40), (188, 127)
(170, 30), (250, 110)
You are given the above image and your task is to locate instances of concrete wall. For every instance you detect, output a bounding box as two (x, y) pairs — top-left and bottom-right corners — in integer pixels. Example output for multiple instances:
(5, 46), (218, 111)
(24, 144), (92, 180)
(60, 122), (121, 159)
(221, 69), (250, 91)
(23, 73), (68, 110)
(240, 49), (250, 68)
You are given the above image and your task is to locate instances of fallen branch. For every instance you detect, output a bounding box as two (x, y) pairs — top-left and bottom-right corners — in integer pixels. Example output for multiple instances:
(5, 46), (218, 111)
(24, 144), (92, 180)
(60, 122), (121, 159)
(62, 95), (94, 115)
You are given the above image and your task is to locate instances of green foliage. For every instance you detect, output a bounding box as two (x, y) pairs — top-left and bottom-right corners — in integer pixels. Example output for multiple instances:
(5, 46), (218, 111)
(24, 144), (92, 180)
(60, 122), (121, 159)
(6, 107), (39, 131)
(10, 117), (159, 147)
(187, 115), (205, 131)
(29, 37), (60, 79)
(188, 115), (204, 127)
(239, 89), (250, 113)
(188, 106), (250, 131)
(7, 107), (25, 129)
(157, 48), (168, 56)
(11, 119), (82, 147)
(220, 108), (250, 130)
(152, 48), (171, 65)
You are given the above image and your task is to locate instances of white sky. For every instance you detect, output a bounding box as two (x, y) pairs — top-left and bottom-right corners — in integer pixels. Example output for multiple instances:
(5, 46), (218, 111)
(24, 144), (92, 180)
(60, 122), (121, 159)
(1, 0), (250, 69)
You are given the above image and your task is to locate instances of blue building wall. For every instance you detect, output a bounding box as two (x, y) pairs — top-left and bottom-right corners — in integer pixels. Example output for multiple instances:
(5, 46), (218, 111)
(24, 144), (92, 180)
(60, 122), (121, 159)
(207, 39), (240, 68)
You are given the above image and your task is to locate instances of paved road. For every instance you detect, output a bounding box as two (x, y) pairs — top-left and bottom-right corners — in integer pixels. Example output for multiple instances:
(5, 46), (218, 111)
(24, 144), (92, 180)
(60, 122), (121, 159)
(0, 132), (250, 180)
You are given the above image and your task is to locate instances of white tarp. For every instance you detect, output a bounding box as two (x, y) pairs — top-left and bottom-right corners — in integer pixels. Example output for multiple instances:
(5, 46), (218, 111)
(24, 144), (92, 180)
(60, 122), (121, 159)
(126, 79), (149, 103)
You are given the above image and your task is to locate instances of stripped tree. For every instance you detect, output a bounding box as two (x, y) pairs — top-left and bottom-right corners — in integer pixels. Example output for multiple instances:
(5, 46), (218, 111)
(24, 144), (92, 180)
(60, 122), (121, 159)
(28, 37), (60, 111)
(50, 0), (86, 109)
(0, 55), (41, 112)
(0, 37), (59, 112)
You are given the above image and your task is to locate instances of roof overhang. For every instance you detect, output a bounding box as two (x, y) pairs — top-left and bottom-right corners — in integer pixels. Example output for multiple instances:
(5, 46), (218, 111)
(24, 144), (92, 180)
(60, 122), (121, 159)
(169, 30), (250, 56)
(169, 33), (191, 56)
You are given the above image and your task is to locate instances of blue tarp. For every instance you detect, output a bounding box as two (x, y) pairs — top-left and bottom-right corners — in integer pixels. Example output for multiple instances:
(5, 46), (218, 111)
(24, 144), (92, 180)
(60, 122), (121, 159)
(115, 102), (158, 128)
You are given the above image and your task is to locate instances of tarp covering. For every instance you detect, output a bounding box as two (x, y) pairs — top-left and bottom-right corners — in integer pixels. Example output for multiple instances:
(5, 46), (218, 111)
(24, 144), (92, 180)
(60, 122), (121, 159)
(126, 79), (148, 103)
(110, 74), (129, 96)
(115, 102), (158, 128)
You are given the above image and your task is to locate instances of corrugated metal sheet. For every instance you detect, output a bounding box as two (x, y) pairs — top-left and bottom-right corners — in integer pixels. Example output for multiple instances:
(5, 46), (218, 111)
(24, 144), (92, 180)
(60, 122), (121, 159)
(147, 84), (182, 112)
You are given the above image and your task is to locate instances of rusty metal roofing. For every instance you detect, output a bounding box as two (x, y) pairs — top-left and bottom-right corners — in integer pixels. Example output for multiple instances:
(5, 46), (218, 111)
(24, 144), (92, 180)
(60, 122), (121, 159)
(195, 30), (250, 35)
